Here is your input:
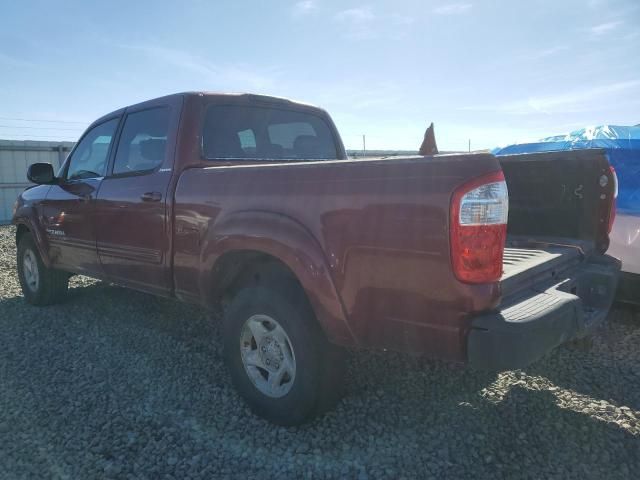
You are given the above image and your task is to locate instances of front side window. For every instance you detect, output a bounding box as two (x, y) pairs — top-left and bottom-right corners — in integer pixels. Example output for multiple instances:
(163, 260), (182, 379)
(113, 107), (170, 175)
(203, 105), (338, 160)
(66, 118), (119, 180)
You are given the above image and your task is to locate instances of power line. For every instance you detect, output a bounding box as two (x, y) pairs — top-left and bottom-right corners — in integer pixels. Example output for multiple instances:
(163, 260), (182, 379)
(0, 116), (88, 125)
(0, 133), (78, 139)
(0, 124), (82, 131)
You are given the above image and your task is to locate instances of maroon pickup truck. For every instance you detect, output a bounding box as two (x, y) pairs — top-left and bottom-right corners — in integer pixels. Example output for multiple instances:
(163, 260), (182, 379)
(13, 92), (620, 424)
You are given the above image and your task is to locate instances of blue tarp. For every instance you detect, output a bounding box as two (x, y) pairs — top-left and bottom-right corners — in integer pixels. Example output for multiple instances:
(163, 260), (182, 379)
(493, 125), (640, 215)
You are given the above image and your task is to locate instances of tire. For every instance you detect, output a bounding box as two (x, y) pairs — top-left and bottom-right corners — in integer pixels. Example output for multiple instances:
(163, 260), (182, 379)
(222, 283), (346, 425)
(17, 233), (69, 306)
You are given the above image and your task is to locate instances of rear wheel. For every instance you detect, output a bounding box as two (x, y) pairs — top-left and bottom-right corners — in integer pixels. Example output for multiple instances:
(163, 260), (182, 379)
(222, 283), (346, 425)
(17, 233), (69, 306)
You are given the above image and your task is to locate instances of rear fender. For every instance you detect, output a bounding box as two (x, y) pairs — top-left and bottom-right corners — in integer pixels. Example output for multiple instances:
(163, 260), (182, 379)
(200, 211), (356, 347)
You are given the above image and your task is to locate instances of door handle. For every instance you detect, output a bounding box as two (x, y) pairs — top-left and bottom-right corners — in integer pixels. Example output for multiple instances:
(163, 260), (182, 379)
(79, 193), (92, 203)
(141, 191), (162, 202)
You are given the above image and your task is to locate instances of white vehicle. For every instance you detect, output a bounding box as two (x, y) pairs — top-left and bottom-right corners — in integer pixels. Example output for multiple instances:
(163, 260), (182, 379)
(609, 212), (640, 305)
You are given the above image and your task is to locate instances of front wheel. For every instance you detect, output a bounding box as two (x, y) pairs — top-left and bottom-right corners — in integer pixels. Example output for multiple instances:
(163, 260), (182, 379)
(222, 284), (346, 425)
(17, 233), (69, 306)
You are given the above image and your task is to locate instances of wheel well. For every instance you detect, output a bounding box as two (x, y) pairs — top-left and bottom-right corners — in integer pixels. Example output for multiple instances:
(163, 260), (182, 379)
(16, 224), (30, 246)
(211, 250), (304, 307)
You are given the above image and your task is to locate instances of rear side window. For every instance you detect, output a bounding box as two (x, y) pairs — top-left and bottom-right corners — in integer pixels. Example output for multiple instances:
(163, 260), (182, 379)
(203, 105), (338, 160)
(113, 107), (170, 175)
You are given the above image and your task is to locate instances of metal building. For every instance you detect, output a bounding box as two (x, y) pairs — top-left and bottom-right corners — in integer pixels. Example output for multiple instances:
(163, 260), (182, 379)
(0, 140), (74, 224)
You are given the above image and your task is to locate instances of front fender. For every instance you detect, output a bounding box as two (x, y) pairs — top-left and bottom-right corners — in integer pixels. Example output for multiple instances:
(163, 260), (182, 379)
(12, 189), (52, 268)
(200, 211), (357, 347)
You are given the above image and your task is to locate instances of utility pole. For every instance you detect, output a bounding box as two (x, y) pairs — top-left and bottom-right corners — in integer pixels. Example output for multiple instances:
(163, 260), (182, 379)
(362, 134), (366, 157)
(468, 139), (471, 153)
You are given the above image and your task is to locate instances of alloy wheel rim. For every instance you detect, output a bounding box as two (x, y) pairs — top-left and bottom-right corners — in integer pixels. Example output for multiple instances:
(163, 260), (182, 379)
(23, 249), (39, 292)
(239, 314), (296, 398)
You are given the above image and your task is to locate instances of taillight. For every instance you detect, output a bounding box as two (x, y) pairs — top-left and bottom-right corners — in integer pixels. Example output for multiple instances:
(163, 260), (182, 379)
(450, 171), (508, 283)
(607, 166), (617, 234)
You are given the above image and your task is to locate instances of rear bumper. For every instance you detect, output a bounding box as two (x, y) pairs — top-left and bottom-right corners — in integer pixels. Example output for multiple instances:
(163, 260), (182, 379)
(467, 254), (621, 370)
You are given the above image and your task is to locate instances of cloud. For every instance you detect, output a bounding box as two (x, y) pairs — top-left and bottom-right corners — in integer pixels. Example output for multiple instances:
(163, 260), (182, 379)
(334, 6), (376, 39)
(525, 45), (569, 60)
(0, 52), (35, 69)
(311, 81), (403, 111)
(433, 3), (472, 15)
(292, 0), (317, 17)
(391, 14), (415, 26)
(590, 21), (623, 35)
(334, 6), (375, 23)
(118, 44), (281, 91)
(461, 80), (640, 115)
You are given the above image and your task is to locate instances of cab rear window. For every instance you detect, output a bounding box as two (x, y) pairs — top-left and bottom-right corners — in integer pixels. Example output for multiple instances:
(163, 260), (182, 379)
(202, 105), (338, 161)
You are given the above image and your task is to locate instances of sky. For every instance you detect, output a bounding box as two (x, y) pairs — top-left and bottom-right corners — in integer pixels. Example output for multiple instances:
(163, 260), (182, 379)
(1, 0), (639, 151)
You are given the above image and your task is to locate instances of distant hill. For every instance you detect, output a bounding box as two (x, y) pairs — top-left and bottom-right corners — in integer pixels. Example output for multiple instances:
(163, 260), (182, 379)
(347, 150), (418, 158)
(346, 149), (482, 158)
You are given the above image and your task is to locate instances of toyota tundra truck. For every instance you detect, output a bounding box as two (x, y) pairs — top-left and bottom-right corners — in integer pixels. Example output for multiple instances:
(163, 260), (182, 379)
(12, 92), (620, 425)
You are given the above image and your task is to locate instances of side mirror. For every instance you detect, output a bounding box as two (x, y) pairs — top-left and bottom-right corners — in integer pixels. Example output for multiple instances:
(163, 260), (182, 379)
(27, 163), (56, 185)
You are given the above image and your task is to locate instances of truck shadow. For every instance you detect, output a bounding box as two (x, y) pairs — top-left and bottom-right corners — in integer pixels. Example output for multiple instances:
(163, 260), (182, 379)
(333, 382), (635, 477)
(524, 306), (640, 412)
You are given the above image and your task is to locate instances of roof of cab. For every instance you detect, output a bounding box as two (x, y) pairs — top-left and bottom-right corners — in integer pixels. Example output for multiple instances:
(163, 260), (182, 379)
(183, 91), (318, 108)
(88, 92), (323, 130)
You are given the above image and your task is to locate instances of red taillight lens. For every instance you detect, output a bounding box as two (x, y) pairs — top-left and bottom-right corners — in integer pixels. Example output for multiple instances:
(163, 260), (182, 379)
(450, 171), (508, 283)
(607, 166), (617, 234)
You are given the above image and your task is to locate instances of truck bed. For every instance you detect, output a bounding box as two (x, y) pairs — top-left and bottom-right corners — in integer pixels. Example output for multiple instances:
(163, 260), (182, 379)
(501, 244), (583, 296)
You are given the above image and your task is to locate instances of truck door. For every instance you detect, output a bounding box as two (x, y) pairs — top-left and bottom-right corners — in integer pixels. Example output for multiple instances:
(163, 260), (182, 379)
(93, 97), (182, 295)
(42, 117), (120, 275)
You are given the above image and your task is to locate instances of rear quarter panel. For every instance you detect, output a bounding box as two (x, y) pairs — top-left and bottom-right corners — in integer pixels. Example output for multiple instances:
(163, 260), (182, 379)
(174, 154), (502, 361)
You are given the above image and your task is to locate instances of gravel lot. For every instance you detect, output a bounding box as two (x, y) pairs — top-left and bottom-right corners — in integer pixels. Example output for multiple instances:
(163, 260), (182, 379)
(0, 225), (638, 479)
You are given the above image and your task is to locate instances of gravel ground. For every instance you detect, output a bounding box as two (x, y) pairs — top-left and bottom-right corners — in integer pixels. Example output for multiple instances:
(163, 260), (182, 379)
(0, 225), (638, 479)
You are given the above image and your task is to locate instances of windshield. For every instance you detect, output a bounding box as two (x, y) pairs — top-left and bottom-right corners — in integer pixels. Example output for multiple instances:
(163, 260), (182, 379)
(202, 105), (338, 161)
